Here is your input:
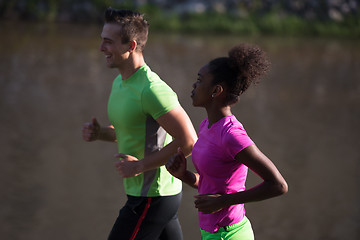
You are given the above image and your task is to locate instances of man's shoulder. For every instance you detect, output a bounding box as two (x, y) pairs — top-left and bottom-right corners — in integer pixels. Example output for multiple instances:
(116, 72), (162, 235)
(141, 65), (164, 84)
(140, 67), (173, 92)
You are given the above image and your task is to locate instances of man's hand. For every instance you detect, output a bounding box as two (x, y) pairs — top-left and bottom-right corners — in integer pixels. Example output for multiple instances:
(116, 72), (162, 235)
(82, 117), (101, 141)
(114, 153), (142, 178)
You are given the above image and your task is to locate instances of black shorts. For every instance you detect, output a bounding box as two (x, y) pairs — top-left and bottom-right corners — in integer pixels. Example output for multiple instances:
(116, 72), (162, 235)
(108, 192), (183, 240)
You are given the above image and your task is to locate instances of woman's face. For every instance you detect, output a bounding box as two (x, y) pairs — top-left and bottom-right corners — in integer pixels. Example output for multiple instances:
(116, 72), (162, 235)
(191, 64), (215, 107)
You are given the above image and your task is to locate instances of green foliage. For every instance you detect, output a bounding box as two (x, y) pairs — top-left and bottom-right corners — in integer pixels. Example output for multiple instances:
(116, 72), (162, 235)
(145, 9), (360, 38)
(0, 1), (359, 38)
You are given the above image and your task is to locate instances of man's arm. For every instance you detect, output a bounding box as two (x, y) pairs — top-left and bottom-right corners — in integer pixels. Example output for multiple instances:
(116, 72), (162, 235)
(115, 106), (197, 178)
(82, 117), (117, 142)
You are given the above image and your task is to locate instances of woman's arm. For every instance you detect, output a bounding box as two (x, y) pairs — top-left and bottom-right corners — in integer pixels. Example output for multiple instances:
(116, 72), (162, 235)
(195, 144), (288, 214)
(166, 148), (199, 189)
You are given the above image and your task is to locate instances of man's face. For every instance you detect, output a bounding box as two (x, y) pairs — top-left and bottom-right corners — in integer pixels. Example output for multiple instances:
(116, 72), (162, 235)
(99, 23), (130, 69)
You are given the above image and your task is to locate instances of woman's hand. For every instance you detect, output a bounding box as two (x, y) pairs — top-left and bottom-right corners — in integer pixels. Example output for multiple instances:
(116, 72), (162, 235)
(166, 147), (187, 179)
(194, 194), (226, 214)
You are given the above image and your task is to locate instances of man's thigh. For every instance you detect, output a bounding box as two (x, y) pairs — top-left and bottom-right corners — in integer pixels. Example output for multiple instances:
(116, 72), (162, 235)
(108, 193), (182, 240)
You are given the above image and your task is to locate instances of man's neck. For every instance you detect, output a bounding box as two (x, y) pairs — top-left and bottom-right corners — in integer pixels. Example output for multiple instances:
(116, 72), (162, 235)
(118, 52), (145, 80)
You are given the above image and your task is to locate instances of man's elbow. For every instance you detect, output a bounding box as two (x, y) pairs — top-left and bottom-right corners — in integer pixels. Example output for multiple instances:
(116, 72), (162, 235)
(180, 135), (197, 157)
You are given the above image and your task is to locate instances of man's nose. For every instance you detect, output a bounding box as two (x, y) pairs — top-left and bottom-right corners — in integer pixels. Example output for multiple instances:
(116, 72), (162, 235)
(99, 41), (105, 52)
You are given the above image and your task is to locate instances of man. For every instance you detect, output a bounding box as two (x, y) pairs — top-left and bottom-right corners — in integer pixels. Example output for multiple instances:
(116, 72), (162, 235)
(82, 8), (197, 240)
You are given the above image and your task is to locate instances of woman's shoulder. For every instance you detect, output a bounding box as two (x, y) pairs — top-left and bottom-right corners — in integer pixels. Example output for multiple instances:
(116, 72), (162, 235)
(222, 115), (245, 133)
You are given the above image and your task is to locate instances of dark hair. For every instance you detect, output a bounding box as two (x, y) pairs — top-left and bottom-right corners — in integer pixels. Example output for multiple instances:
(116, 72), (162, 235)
(208, 43), (270, 105)
(104, 7), (149, 52)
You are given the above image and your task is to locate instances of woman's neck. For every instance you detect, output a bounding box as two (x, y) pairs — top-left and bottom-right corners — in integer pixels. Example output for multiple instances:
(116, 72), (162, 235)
(206, 105), (232, 128)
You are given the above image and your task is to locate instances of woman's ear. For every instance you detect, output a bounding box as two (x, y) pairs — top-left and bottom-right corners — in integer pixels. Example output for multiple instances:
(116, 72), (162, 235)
(211, 85), (224, 98)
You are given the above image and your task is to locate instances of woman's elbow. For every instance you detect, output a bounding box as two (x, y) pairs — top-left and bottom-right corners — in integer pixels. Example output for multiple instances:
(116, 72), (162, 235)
(275, 179), (288, 196)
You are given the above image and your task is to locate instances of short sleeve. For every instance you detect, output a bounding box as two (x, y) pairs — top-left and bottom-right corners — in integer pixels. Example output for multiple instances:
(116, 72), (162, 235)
(142, 81), (180, 120)
(223, 126), (254, 159)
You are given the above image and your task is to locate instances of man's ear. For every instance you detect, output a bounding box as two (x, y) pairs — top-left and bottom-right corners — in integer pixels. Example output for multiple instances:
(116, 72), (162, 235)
(129, 40), (137, 53)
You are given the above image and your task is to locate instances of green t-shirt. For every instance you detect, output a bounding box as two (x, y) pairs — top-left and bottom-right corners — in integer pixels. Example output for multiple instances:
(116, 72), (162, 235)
(107, 64), (182, 197)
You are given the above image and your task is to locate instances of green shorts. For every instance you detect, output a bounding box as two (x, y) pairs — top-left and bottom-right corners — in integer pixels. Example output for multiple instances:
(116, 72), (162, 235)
(200, 216), (254, 240)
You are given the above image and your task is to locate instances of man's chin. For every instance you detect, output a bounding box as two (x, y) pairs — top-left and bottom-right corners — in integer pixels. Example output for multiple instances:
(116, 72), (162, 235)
(106, 63), (116, 68)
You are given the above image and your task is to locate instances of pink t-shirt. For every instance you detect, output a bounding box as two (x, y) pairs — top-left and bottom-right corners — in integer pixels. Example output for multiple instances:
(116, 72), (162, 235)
(192, 115), (254, 233)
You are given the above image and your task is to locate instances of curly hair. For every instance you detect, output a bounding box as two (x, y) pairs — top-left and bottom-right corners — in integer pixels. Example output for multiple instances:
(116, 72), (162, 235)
(104, 7), (149, 52)
(208, 43), (270, 105)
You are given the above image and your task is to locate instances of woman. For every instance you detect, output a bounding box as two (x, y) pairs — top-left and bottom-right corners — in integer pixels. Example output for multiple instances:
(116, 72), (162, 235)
(166, 43), (288, 240)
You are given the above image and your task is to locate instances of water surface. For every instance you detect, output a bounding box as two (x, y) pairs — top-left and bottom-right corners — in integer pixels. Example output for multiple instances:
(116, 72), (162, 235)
(0, 22), (359, 240)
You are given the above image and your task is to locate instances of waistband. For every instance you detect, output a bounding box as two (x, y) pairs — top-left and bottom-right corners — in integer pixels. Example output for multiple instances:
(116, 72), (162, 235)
(217, 216), (249, 232)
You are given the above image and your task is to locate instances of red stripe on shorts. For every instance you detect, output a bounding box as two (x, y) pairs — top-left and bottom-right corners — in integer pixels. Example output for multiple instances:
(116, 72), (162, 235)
(129, 197), (152, 240)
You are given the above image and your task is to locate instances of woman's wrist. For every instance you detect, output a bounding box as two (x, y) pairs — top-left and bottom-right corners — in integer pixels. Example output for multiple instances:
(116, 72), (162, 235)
(183, 171), (198, 188)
